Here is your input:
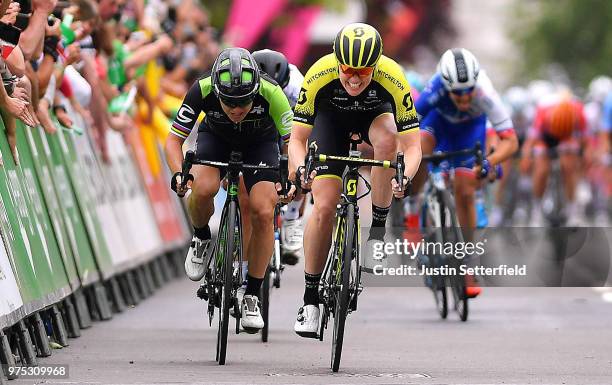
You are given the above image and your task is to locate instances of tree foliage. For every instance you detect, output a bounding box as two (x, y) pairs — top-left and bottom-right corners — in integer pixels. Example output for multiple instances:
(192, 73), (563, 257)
(510, 0), (612, 85)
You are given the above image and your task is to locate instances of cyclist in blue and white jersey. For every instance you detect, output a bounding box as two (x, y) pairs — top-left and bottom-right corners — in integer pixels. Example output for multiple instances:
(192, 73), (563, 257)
(412, 48), (518, 297)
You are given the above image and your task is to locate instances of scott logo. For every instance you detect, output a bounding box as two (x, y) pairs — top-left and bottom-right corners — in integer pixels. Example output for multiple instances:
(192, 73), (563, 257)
(347, 179), (357, 196)
(402, 92), (413, 111)
(297, 88), (307, 105)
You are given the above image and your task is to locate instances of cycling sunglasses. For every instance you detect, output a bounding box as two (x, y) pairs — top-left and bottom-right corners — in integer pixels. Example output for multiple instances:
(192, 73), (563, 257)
(450, 87), (475, 96)
(339, 64), (374, 77)
(220, 97), (254, 108)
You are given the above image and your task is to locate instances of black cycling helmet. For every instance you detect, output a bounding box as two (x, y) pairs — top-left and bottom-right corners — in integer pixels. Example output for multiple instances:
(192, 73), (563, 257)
(252, 49), (290, 89)
(211, 47), (260, 106)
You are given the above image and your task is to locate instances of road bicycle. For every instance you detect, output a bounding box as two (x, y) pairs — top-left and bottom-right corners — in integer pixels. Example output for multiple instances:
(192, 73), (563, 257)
(419, 144), (483, 322)
(302, 135), (405, 372)
(181, 150), (289, 365)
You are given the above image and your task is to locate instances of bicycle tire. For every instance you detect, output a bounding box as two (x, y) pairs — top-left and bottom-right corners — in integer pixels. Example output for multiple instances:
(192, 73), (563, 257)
(261, 266), (271, 343)
(440, 190), (469, 322)
(331, 204), (354, 372)
(422, 190), (448, 319)
(216, 201), (237, 365)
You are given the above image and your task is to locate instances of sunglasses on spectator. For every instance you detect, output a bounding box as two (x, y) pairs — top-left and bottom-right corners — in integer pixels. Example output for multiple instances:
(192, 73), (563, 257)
(450, 87), (475, 96)
(339, 64), (374, 77)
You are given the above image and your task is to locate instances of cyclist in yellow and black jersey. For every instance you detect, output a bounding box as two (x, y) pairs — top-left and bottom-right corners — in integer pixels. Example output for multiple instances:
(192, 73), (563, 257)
(289, 23), (421, 337)
(293, 54), (419, 135)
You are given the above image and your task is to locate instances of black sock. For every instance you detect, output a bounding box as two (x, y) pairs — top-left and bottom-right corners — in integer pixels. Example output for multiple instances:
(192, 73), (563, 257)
(371, 204), (391, 228)
(245, 274), (264, 296)
(369, 204), (390, 241)
(303, 272), (322, 305)
(193, 225), (211, 240)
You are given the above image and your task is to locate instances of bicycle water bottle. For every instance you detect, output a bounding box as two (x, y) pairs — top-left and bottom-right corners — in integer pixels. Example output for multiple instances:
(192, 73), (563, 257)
(475, 189), (488, 228)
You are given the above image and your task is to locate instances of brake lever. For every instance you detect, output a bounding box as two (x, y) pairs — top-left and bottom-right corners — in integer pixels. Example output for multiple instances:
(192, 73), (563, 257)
(278, 155), (289, 196)
(394, 152), (410, 198)
(298, 143), (317, 193)
(178, 150), (195, 197)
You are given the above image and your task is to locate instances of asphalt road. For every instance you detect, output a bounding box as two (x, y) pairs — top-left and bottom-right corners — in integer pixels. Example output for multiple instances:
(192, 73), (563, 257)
(15, 256), (612, 385)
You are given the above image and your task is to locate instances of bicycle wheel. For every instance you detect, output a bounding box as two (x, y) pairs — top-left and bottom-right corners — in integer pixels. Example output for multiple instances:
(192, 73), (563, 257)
(216, 201), (237, 365)
(441, 190), (468, 322)
(331, 204), (354, 372)
(432, 254), (448, 320)
(422, 190), (448, 319)
(260, 266), (271, 343)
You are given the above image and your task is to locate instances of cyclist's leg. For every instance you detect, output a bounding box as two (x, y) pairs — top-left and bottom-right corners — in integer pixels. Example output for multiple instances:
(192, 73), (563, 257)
(411, 111), (441, 193)
(558, 140), (581, 222)
(240, 140), (282, 330)
(532, 142), (551, 199)
(189, 165), (222, 227)
(530, 140), (551, 225)
(184, 130), (226, 280)
(295, 108), (344, 337)
(244, 182), (277, 279)
(305, 178), (343, 275)
(367, 111), (399, 239)
(449, 115), (487, 233)
(302, 107), (347, 281)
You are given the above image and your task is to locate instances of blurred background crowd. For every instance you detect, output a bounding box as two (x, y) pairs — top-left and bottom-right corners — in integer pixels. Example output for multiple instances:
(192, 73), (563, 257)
(0, 0), (609, 227)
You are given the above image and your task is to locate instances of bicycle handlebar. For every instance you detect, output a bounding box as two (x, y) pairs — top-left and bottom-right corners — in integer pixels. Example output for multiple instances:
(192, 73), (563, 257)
(422, 142), (483, 165)
(180, 150), (291, 196)
(300, 142), (408, 196)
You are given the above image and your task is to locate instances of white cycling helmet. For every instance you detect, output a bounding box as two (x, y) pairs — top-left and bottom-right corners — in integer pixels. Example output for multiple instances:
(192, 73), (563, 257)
(438, 48), (480, 92)
(587, 75), (612, 103)
(527, 79), (555, 106)
(504, 86), (530, 114)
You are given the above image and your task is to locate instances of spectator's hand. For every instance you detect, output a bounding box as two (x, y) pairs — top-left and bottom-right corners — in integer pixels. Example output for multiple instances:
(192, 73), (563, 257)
(45, 16), (60, 37)
(55, 107), (72, 128)
(4, 95), (35, 125)
(11, 84), (27, 101)
(157, 34), (173, 54)
(64, 44), (81, 65)
(0, 1), (19, 25)
(32, 0), (57, 14)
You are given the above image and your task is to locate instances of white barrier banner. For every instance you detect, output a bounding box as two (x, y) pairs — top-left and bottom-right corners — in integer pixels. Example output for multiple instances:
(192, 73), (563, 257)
(71, 117), (132, 272)
(106, 131), (163, 264)
(0, 233), (24, 328)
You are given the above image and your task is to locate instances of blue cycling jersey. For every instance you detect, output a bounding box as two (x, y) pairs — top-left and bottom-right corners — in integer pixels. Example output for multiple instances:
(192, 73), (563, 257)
(416, 72), (513, 133)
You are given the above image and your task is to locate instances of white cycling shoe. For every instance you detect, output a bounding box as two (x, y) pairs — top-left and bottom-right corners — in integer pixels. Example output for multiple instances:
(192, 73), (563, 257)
(241, 295), (264, 333)
(294, 305), (320, 338)
(185, 236), (211, 281)
(230, 286), (245, 317)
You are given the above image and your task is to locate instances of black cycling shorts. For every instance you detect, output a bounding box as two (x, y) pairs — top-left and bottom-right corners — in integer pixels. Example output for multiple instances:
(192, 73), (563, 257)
(196, 130), (280, 192)
(308, 103), (393, 178)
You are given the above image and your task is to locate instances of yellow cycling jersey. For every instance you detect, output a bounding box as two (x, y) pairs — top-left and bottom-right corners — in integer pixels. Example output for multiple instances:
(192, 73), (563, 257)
(293, 53), (419, 133)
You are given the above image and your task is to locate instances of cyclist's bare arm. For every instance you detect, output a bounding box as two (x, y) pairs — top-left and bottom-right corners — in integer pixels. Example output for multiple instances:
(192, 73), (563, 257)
(488, 131), (519, 165)
(164, 134), (186, 174)
(288, 122), (311, 178)
(398, 129), (422, 179)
